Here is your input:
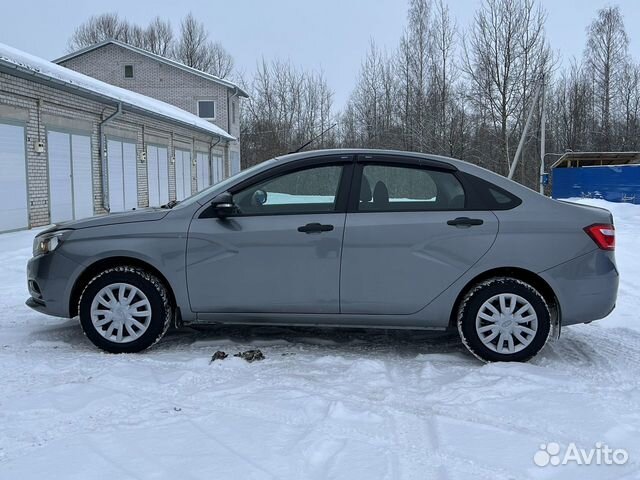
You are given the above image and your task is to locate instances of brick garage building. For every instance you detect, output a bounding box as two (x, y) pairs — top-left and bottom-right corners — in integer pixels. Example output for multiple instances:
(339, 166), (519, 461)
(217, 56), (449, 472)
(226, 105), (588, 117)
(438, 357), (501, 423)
(55, 39), (248, 175)
(0, 42), (235, 233)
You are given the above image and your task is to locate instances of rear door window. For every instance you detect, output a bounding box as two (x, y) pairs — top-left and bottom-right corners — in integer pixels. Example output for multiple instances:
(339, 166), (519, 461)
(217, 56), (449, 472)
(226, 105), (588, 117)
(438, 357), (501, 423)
(358, 164), (465, 211)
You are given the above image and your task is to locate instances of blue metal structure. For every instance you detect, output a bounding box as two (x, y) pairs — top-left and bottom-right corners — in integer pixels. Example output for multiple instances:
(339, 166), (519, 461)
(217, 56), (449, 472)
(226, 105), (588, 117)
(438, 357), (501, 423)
(552, 165), (640, 204)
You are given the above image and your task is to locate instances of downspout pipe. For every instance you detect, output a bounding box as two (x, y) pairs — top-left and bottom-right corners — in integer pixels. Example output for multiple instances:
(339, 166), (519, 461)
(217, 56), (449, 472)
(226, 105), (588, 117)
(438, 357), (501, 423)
(227, 86), (240, 134)
(226, 86), (241, 177)
(98, 103), (123, 212)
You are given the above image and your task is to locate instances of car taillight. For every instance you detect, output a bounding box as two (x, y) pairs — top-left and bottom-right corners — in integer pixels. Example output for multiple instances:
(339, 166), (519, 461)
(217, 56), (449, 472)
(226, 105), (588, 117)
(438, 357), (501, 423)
(584, 223), (615, 251)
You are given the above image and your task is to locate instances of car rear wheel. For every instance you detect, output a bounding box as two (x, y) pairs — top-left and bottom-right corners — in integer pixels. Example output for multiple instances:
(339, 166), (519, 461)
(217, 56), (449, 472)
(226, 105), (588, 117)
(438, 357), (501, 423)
(457, 277), (551, 362)
(78, 266), (172, 353)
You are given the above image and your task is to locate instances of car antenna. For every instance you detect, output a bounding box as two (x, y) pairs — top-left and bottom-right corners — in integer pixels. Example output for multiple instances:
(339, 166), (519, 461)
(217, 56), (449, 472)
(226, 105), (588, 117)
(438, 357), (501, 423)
(288, 123), (337, 154)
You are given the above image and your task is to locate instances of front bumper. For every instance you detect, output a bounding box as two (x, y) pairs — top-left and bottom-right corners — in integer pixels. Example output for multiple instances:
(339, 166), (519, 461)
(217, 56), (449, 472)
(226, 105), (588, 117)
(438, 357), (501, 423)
(25, 296), (51, 314)
(540, 249), (619, 326)
(26, 250), (82, 318)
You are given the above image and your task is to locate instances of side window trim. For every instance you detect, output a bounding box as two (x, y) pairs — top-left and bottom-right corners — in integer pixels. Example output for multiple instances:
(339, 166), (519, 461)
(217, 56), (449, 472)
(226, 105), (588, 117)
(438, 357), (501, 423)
(347, 162), (364, 213)
(456, 171), (522, 211)
(347, 158), (466, 213)
(356, 153), (458, 172)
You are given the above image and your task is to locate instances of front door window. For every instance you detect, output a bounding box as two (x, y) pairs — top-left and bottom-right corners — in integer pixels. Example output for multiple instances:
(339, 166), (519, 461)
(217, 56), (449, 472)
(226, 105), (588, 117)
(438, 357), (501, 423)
(233, 165), (344, 215)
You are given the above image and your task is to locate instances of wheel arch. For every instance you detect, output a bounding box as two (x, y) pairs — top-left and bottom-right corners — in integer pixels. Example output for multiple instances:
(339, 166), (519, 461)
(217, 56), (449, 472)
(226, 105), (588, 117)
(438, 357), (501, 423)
(448, 267), (561, 336)
(69, 256), (177, 319)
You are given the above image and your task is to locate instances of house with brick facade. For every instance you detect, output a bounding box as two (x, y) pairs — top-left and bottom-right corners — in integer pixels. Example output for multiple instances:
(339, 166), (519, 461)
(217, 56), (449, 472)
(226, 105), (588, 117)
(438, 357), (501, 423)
(0, 42), (239, 233)
(55, 39), (248, 175)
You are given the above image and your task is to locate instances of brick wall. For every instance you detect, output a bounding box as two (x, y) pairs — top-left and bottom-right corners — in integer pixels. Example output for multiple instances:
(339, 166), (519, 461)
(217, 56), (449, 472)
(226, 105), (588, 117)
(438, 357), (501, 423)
(59, 43), (241, 141)
(0, 71), (231, 229)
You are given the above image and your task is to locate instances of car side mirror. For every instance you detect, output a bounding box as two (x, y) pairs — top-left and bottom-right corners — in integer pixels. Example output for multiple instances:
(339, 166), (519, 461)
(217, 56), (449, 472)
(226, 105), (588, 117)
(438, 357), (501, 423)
(252, 189), (268, 206)
(211, 191), (237, 218)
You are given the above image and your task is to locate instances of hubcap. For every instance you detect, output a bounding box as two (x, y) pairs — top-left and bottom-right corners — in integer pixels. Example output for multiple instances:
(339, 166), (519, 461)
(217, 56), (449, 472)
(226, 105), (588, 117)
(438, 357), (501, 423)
(90, 283), (152, 343)
(475, 293), (538, 354)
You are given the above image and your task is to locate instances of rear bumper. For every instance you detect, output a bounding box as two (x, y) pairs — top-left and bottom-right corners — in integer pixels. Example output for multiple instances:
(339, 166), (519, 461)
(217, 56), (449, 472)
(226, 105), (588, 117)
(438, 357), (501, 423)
(539, 249), (619, 326)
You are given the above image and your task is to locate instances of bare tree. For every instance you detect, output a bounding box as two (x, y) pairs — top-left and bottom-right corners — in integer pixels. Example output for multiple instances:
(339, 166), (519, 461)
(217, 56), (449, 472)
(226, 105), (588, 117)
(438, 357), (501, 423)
(241, 59), (336, 166)
(430, 0), (458, 155)
(68, 13), (234, 78)
(208, 42), (235, 78)
(173, 13), (213, 71)
(406, 0), (433, 149)
(463, 0), (550, 175)
(145, 17), (173, 56)
(68, 13), (127, 51)
(397, 31), (414, 150)
(549, 60), (592, 151)
(347, 41), (399, 148)
(618, 61), (640, 150)
(585, 6), (629, 150)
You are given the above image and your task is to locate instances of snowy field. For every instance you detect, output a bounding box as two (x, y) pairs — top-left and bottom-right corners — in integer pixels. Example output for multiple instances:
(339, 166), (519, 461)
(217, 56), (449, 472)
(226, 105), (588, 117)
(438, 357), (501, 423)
(1, 198), (639, 479)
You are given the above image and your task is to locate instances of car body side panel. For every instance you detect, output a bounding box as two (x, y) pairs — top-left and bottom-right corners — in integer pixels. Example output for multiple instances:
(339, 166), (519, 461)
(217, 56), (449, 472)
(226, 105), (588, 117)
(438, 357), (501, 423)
(488, 202), (608, 272)
(340, 211), (499, 314)
(186, 213), (346, 314)
(415, 199), (618, 328)
(32, 208), (195, 321)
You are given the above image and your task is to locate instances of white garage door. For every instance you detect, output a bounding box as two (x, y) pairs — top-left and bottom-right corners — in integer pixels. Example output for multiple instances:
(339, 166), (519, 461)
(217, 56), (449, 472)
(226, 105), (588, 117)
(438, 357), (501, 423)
(48, 130), (93, 223)
(174, 149), (192, 201)
(0, 122), (27, 232)
(196, 151), (210, 191)
(107, 138), (138, 212)
(211, 153), (224, 185)
(147, 145), (169, 206)
(230, 151), (241, 175)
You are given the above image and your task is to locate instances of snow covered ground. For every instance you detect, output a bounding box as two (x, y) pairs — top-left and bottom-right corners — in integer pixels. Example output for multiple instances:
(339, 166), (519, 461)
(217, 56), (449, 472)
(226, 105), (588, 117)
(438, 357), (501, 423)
(1, 199), (639, 479)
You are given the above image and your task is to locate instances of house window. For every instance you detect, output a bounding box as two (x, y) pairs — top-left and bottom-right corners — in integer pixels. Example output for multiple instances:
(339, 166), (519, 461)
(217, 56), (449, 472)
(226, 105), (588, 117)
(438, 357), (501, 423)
(232, 101), (237, 124)
(124, 65), (134, 78)
(197, 100), (215, 120)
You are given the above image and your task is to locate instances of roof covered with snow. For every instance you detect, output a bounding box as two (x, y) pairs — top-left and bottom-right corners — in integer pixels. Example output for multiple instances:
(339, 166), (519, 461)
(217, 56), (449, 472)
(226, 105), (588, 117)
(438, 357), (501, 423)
(0, 42), (235, 141)
(54, 39), (249, 98)
(551, 151), (640, 168)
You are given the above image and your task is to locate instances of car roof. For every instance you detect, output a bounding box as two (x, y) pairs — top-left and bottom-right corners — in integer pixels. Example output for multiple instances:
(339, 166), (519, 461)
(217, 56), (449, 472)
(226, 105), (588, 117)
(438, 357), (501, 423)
(275, 148), (458, 165)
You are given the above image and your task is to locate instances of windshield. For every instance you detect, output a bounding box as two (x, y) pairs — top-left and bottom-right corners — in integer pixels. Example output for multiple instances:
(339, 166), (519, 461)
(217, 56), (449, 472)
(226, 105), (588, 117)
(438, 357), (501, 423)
(176, 158), (279, 208)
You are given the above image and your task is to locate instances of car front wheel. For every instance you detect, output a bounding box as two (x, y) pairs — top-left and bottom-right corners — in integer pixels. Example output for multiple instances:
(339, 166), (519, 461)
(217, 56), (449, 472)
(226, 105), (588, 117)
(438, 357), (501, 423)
(78, 266), (172, 353)
(457, 277), (552, 362)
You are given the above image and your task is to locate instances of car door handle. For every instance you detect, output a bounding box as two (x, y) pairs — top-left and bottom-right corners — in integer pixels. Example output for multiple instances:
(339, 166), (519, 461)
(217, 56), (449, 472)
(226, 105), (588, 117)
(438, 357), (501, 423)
(297, 223), (334, 233)
(447, 217), (484, 227)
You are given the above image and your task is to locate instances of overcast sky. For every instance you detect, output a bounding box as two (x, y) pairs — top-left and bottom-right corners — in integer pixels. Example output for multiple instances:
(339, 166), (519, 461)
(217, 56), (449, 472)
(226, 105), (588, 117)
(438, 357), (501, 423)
(2, 0), (640, 108)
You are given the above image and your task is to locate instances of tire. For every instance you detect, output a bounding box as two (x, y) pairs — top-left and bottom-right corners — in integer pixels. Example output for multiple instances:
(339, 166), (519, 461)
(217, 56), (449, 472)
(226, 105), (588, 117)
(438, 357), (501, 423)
(78, 266), (172, 353)
(457, 277), (551, 362)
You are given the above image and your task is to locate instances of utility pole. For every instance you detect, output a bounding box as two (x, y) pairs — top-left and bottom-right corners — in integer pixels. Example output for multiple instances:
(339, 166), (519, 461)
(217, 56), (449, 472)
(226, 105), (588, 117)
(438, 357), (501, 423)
(508, 79), (543, 180)
(539, 75), (546, 195)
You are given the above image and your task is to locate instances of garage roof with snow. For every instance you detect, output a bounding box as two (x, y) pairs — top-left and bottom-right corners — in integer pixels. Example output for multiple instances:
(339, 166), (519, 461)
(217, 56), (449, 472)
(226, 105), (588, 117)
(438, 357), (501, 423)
(0, 42), (235, 141)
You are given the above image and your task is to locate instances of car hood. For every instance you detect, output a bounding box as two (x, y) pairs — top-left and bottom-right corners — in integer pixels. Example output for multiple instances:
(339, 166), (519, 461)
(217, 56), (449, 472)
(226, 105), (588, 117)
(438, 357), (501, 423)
(50, 208), (170, 231)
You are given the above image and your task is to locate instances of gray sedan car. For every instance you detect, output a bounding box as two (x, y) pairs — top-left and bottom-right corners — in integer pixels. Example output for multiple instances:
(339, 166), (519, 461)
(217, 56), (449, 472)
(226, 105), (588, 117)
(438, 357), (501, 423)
(26, 149), (618, 362)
